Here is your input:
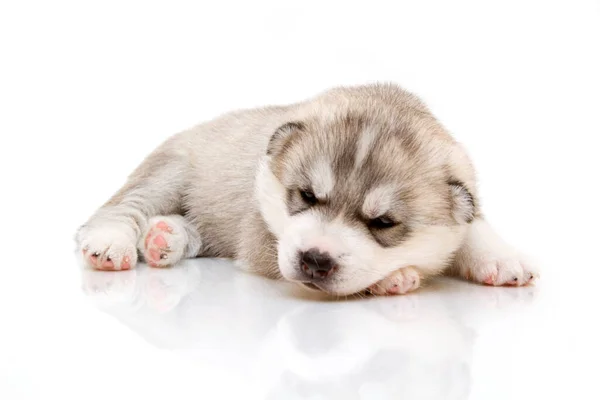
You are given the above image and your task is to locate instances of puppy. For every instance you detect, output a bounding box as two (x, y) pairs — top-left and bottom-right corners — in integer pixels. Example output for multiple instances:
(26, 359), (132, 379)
(76, 83), (538, 295)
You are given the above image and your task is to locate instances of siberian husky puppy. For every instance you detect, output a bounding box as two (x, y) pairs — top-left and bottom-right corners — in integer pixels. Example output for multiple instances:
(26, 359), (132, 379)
(76, 84), (538, 295)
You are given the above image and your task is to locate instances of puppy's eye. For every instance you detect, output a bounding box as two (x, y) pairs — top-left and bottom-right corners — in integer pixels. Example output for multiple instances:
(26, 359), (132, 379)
(299, 189), (317, 205)
(368, 216), (397, 229)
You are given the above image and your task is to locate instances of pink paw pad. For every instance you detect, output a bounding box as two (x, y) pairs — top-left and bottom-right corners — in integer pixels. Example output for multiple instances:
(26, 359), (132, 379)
(144, 221), (174, 268)
(148, 247), (161, 262)
(153, 235), (168, 248)
(155, 221), (172, 232)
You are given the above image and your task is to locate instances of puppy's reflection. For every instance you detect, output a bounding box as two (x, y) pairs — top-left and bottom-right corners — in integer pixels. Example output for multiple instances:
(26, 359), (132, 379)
(81, 261), (538, 399)
(82, 261), (201, 313)
(263, 281), (538, 400)
(262, 298), (472, 399)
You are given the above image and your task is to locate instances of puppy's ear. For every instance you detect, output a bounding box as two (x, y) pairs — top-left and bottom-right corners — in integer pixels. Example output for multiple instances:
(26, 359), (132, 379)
(449, 180), (475, 223)
(267, 122), (304, 156)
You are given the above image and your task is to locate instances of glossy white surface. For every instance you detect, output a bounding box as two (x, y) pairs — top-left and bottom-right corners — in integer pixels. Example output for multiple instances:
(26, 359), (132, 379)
(1, 1), (599, 399)
(3, 257), (599, 400)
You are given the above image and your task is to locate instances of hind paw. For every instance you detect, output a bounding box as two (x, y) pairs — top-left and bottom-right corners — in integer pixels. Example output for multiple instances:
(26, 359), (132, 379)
(141, 218), (186, 268)
(78, 225), (137, 271)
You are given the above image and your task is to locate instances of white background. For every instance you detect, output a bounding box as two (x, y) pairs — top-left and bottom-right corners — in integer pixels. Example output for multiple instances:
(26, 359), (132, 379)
(1, 1), (599, 399)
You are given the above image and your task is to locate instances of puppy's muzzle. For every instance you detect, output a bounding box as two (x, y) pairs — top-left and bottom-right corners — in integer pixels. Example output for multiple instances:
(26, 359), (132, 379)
(299, 248), (337, 280)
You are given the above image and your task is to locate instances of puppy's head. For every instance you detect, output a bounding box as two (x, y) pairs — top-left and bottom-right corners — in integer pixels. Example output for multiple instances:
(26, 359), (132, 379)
(256, 109), (476, 295)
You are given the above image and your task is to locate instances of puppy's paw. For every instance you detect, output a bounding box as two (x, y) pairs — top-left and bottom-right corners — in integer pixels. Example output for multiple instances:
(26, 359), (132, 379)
(455, 219), (539, 287)
(368, 266), (421, 296)
(463, 253), (539, 286)
(141, 217), (186, 268)
(78, 225), (137, 271)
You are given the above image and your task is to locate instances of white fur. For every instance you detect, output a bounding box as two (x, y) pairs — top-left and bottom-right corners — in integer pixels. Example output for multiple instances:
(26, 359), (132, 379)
(354, 126), (377, 168)
(254, 156), (290, 238)
(277, 211), (327, 282)
(309, 158), (335, 199)
(362, 184), (397, 218)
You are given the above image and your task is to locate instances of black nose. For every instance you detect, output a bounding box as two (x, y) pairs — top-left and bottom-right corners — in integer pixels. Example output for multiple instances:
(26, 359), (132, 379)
(300, 249), (336, 280)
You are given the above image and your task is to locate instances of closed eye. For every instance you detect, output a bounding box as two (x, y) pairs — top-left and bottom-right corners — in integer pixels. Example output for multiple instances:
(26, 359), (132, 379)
(299, 189), (318, 206)
(368, 216), (397, 229)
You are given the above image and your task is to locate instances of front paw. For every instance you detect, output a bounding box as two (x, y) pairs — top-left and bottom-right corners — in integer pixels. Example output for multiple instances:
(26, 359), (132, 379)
(457, 245), (539, 286)
(77, 224), (137, 271)
(468, 255), (538, 286)
(368, 266), (421, 296)
(455, 219), (539, 287)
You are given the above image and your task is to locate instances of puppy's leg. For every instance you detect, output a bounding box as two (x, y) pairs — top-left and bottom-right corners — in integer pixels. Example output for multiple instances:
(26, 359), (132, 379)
(452, 218), (539, 286)
(77, 142), (188, 270)
(140, 215), (202, 268)
(368, 266), (422, 296)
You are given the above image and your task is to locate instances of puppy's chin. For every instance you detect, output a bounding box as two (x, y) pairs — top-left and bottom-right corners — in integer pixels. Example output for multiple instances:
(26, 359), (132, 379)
(290, 275), (372, 296)
(296, 281), (357, 297)
(299, 282), (322, 292)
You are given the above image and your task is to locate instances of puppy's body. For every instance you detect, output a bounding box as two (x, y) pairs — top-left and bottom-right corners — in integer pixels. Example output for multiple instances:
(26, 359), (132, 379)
(77, 84), (537, 295)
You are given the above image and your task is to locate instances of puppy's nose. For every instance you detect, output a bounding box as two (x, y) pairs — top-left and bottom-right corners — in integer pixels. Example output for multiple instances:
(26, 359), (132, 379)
(300, 249), (336, 280)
